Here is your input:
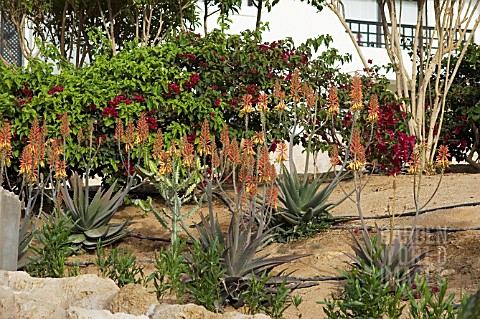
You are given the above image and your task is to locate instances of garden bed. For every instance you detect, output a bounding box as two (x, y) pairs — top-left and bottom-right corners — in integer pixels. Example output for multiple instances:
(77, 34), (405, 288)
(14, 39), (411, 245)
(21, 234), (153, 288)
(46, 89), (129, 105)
(66, 169), (480, 318)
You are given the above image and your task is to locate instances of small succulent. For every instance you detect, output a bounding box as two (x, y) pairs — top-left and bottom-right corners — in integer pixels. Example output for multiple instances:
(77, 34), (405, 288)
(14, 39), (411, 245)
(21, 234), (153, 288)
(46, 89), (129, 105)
(274, 163), (349, 241)
(61, 172), (131, 249)
(346, 226), (427, 287)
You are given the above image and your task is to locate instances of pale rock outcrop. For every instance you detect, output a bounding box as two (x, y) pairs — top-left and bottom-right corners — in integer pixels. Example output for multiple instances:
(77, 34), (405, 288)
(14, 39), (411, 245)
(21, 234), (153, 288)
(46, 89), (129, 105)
(147, 304), (271, 319)
(108, 284), (157, 316)
(67, 307), (148, 319)
(0, 271), (119, 319)
(0, 271), (271, 319)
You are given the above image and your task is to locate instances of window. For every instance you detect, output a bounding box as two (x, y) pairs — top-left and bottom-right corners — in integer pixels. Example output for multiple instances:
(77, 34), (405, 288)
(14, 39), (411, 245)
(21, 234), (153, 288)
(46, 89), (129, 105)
(0, 13), (22, 66)
(346, 19), (473, 49)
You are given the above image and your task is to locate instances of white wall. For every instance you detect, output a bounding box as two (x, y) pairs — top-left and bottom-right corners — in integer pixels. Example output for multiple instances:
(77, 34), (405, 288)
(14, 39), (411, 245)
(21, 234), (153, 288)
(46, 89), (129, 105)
(197, 0), (480, 173)
(198, 0), (480, 81)
(197, 0), (413, 79)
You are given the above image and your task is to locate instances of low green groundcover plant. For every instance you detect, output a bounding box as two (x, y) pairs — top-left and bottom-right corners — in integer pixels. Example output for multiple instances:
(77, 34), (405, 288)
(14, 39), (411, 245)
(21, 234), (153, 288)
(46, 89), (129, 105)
(95, 243), (145, 288)
(320, 262), (460, 319)
(26, 212), (75, 278)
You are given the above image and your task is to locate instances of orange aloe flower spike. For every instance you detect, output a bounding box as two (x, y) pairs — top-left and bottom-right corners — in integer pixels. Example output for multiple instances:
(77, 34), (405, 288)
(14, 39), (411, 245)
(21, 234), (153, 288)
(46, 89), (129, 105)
(327, 86), (339, 116)
(367, 94), (379, 123)
(350, 73), (363, 111)
(137, 112), (149, 144)
(436, 145), (451, 168)
(60, 113), (70, 137)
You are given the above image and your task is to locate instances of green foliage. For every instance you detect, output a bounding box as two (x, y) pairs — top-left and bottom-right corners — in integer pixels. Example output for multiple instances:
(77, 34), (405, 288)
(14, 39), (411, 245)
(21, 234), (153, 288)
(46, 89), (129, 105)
(320, 261), (406, 319)
(0, 30), (350, 186)
(95, 243), (145, 287)
(61, 172), (132, 250)
(242, 271), (272, 315)
(321, 250), (459, 319)
(458, 288), (480, 319)
(260, 277), (293, 319)
(67, 260), (81, 277)
(346, 227), (427, 287)
(292, 295), (303, 319)
(274, 164), (347, 242)
(186, 238), (226, 312)
(408, 276), (457, 319)
(136, 156), (202, 245)
(265, 282), (290, 319)
(435, 43), (480, 169)
(240, 271), (293, 318)
(26, 213), (75, 278)
(148, 240), (188, 302)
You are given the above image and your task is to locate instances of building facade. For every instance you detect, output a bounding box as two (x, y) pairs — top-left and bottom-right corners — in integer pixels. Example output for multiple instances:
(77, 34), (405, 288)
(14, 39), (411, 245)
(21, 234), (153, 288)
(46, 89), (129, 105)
(198, 0), (479, 79)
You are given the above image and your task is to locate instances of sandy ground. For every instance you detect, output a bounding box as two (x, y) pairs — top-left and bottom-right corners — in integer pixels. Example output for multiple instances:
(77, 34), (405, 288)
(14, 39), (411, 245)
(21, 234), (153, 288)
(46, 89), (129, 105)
(70, 167), (480, 318)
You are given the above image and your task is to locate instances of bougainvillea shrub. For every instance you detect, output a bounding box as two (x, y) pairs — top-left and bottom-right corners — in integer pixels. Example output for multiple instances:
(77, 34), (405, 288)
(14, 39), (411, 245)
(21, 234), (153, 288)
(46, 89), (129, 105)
(0, 29), (351, 184)
(335, 66), (415, 175)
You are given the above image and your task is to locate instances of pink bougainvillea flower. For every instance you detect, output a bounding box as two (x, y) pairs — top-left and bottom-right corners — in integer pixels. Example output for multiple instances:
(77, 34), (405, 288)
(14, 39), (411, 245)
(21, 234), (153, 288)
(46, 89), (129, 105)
(102, 106), (118, 118)
(48, 86), (64, 96)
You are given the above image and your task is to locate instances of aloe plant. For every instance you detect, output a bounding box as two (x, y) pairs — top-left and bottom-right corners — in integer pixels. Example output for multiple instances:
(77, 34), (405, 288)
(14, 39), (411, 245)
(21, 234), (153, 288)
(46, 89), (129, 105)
(346, 226), (427, 287)
(191, 210), (308, 308)
(61, 172), (132, 249)
(17, 213), (38, 269)
(274, 163), (350, 241)
(272, 81), (352, 242)
(277, 164), (339, 223)
(60, 117), (149, 250)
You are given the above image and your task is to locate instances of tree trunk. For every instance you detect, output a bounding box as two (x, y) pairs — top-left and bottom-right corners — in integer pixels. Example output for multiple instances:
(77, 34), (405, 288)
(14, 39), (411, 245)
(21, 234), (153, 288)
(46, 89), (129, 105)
(466, 123), (480, 171)
(60, 0), (69, 58)
(204, 0), (208, 35)
(255, 0), (263, 31)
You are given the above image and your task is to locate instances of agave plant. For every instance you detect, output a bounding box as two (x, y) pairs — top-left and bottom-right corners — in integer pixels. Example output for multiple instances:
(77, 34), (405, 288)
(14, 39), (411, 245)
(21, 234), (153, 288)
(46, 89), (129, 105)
(191, 211), (310, 308)
(346, 226), (427, 287)
(274, 163), (350, 241)
(61, 172), (132, 250)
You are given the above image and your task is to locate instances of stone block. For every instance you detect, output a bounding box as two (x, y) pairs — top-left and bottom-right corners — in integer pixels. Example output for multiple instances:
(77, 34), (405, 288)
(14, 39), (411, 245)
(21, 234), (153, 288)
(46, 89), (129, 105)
(0, 188), (21, 271)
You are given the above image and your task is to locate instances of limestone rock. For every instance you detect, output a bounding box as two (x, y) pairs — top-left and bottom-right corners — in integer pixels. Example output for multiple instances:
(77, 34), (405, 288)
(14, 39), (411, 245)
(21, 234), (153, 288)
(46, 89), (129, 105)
(67, 307), (148, 319)
(0, 271), (119, 319)
(440, 268), (456, 277)
(147, 304), (271, 319)
(108, 284), (157, 315)
(0, 271), (271, 319)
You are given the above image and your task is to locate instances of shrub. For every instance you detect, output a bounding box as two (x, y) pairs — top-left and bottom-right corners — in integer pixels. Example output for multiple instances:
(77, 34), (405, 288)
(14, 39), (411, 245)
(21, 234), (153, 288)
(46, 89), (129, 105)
(26, 212), (75, 278)
(95, 244), (145, 287)
(320, 260), (406, 319)
(0, 30), (350, 185)
(436, 43), (480, 170)
(148, 240), (188, 302)
(409, 276), (457, 319)
(186, 239), (226, 312)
